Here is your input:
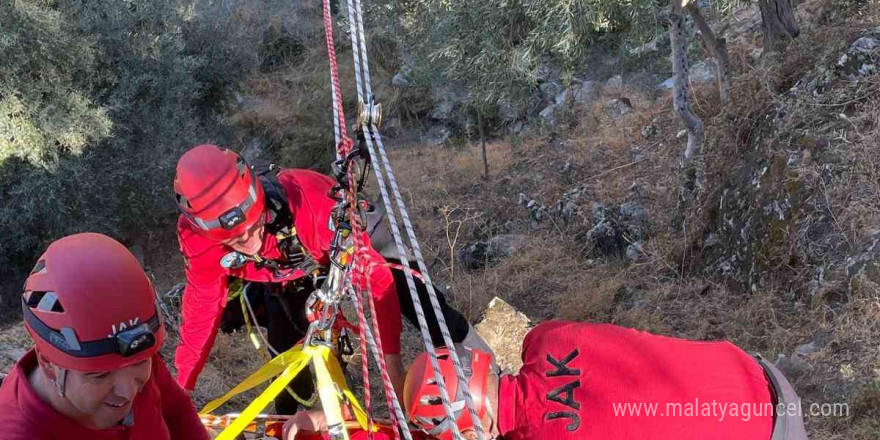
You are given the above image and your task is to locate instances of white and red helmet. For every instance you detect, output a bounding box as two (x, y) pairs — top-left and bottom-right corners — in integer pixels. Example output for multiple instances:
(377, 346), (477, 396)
(403, 347), (493, 440)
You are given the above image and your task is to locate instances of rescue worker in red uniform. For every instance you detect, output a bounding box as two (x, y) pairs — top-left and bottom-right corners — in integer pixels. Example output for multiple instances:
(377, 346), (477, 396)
(403, 321), (809, 440)
(173, 144), (481, 413)
(0, 233), (208, 440)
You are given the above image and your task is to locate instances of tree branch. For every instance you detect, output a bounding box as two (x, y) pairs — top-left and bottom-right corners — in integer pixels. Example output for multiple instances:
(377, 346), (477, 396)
(686, 3), (730, 103)
(670, 0), (704, 162)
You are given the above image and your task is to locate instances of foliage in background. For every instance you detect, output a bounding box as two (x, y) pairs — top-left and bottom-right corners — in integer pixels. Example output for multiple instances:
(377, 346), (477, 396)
(0, 0), (308, 313)
(367, 0), (668, 115)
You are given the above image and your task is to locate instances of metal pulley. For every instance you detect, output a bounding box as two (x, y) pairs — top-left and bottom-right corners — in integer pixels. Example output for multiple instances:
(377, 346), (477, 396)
(355, 99), (383, 130)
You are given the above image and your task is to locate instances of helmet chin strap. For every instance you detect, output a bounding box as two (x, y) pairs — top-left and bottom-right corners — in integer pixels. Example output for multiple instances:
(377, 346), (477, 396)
(54, 368), (67, 398)
(484, 395), (497, 438)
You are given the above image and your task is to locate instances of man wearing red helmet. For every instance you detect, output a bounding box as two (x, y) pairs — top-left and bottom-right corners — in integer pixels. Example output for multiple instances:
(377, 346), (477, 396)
(173, 144), (480, 413)
(0, 233), (209, 440)
(403, 321), (809, 440)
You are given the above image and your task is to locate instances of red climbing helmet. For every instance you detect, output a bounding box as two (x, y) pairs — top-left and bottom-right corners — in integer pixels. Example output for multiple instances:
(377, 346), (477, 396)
(173, 144), (266, 241)
(21, 233), (165, 372)
(404, 347), (492, 440)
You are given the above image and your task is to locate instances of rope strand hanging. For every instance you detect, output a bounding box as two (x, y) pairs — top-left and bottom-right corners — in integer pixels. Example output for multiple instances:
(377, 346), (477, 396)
(342, 0), (487, 437)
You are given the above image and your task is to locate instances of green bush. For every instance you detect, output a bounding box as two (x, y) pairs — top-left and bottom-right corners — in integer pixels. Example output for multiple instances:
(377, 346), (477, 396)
(0, 0), (270, 309)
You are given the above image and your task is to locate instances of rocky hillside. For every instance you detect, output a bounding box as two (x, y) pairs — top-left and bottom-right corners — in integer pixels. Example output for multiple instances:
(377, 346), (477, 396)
(374, 2), (879, 438)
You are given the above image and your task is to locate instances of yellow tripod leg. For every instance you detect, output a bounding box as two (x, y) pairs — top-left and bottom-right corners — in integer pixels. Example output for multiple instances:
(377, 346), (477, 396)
(312, 345), (351, 440)
(201, 344), (313, 426)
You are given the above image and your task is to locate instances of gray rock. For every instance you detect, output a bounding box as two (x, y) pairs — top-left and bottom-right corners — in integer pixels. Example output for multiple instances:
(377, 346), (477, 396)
(677, 129), (688, 139)
(557, 185), (588, 221)
(629, 34), (667, 56)
(836, 29), (880, 79)
(845, 231), (880, 296)
(620, 201), (647, 225)
(606, 75), (624, 89)
(459, 234), (527, 270)
(795, 341), (820, 357)
(586, 205), (625, 257)
(583, 200), (648, 258)
(553, 81), (599, 107)
(658, 61), (714, 90)
(626, 242), (646, 262)
(502, 220), (516, 234)
(554, 88), (569, 107)
(431, 85), (468, 120)
(640, 124), (660, 140)
(391, 72), (411, 87)
(630, 183), (646, 200)
(629, 146), (646, 163)
(539, 105), (557, 125)
(605, 98), (633, 121)
(775, 354), (813, 379)
(703, 233), (720, 248)
(688, 61), (715, 84)
(422, 125), (451, 146)
(570, 81), (599, 105)
(540, 81), (562, 101)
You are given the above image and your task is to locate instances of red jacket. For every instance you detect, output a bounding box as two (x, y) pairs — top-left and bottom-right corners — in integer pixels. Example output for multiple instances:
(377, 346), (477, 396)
(497, 322), (774, 440)
(0, 350), (208, 440)
(174, 169), (400, 391)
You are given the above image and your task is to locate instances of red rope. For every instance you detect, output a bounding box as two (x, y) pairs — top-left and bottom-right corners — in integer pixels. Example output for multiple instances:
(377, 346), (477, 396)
(321, 0), (352, 156)
(358, 256), (402, 440)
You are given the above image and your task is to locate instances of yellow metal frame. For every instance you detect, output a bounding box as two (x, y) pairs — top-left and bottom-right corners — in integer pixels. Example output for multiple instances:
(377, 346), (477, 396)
(200, 343), (372, 440)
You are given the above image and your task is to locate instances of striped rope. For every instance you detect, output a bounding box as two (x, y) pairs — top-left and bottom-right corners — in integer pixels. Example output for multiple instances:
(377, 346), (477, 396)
(344, 0), (486, 437)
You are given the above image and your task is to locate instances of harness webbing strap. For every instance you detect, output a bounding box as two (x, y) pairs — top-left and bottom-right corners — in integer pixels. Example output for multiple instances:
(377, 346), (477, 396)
(200, 344), (372, 440)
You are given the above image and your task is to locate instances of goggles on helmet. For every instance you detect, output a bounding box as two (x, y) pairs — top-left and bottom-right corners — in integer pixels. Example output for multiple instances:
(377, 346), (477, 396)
(22, 298), (161, 360)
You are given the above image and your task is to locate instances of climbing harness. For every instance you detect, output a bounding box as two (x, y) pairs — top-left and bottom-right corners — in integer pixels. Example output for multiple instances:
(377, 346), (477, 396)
(227, 280), (323, 409)
(200, 0), (485, 438)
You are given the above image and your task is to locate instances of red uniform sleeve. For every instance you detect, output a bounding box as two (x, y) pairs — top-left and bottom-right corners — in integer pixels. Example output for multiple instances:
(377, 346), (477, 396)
(153, 356), (210, 440)
(174, 221), (229, 392)
(0, 410), (34, 440)
(284, 170), (402, 354)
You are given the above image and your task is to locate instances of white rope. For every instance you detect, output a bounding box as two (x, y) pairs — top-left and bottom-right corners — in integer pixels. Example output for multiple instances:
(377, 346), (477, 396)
(340, 0), (430, 440)
(344, 0), (486, 438)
